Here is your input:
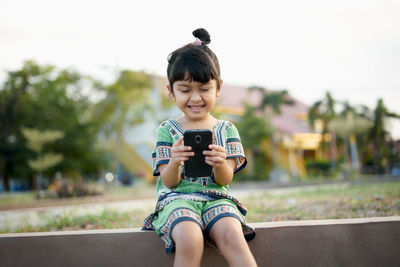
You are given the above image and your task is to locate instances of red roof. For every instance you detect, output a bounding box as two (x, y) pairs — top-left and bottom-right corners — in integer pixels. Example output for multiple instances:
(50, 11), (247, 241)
(218, 84), (313, 135)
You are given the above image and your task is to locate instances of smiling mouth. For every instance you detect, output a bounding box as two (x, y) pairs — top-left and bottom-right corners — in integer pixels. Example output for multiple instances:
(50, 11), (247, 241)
(188, 105), (206, 112)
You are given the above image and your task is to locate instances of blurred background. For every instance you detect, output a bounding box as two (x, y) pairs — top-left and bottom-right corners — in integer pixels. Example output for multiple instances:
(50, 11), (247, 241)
(1, 0), (399, 232)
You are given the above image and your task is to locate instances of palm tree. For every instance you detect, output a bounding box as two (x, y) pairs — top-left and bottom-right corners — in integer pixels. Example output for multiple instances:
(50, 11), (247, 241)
(237, 103), (272, 179)
(329, 108), (372, 177)
(249, 86), (294, 114)
(369, 99), (400, 173)
(308, 92), (337, 169)
(248, 86), (294, 179)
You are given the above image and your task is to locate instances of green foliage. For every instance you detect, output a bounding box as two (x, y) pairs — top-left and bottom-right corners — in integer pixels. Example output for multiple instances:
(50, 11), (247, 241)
(308, 92), (337, 158)
(249, 86), (294, 114)
(28, 154), (63, 174)
(329, 114), (372, 138)
(238, 86), (294, 180)
(305, 159), (331, 177)
(21, 127), (64, 173)
(309, 93), (400, 176)
(0, 61), (156, 191)
(237, 104), (272, 149)
(21, 127), (64, 153)
(0, 60), (110, 189)
(93, 70), (153, 176)
(94, 70), (153, 139)
(369, 99), (400, 173)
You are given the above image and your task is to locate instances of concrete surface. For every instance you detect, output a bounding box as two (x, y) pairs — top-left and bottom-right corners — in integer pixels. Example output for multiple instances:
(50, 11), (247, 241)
(1, 216), (399, 267)
(0, 198), (155, 231)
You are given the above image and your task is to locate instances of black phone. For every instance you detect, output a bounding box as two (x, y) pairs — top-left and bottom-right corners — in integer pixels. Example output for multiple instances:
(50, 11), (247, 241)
(184, 129), (213, 177)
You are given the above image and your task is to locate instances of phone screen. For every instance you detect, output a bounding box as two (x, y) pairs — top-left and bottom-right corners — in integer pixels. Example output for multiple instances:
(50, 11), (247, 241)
(183, 129), (213, 177)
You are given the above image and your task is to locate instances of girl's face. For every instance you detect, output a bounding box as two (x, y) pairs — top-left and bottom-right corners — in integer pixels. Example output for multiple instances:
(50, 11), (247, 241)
(168, 79), (221, 122)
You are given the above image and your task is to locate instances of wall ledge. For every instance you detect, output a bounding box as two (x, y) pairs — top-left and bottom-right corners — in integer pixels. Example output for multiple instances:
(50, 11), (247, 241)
(1, 216), (399, 267)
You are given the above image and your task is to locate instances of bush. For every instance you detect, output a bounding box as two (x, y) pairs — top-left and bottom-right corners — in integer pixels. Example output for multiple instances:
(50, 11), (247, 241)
(306, 160), (331, 177)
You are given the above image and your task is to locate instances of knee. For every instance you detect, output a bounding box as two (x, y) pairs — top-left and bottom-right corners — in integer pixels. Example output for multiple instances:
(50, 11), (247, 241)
(214, 221), (245, 249)
(173, 224), (204, 252)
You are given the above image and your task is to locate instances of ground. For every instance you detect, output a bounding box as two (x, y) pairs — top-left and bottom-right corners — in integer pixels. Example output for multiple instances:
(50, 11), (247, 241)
(0, 177), (399, 233)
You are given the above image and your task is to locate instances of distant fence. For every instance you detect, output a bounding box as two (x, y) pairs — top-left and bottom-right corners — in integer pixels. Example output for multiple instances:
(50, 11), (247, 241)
(1, 217), (399, 267)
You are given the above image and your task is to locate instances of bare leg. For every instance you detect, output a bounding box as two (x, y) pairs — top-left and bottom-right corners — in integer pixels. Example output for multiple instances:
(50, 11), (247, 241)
(209, 217), (257, 267)
(171, 220), (204, 267)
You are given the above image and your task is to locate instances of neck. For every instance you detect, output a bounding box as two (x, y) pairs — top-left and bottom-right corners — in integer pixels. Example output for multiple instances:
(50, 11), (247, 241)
(178, 114), (218, 130)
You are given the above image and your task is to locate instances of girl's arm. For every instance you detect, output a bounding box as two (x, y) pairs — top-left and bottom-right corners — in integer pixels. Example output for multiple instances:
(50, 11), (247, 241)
(204, 145), (236, 186)
(158, 136), (194, 188)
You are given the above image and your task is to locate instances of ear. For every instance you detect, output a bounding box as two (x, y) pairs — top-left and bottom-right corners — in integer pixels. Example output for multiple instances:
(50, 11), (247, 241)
(167, 84), (176, 101)
(216, 79), (223, 97)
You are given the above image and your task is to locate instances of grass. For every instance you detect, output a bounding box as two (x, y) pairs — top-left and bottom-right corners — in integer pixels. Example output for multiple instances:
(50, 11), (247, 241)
(0, 191), (37, 206)
(244, 181), (400, 222)
(1, 180), (399, 233)
(0, 208), (154, 234)
(43, 209), (149, 231)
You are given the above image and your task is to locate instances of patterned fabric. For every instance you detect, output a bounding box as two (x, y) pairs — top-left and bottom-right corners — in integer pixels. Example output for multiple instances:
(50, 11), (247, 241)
(159, 207), (203, 251)
(203, 204), (242, 232)
(146, 198), (255, 254)
(143, 119), (255, 253)
(150, 119), (247, 195)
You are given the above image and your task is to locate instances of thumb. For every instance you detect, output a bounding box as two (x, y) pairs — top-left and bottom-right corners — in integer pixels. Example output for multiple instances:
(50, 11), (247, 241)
(175, 136), (184, 146)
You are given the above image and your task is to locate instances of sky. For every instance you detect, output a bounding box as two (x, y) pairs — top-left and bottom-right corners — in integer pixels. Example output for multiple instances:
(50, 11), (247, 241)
(1, 0), (400, 138)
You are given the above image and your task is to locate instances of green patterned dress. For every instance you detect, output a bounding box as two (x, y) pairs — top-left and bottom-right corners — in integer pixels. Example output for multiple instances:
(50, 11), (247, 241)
(142, 119), (255, 253)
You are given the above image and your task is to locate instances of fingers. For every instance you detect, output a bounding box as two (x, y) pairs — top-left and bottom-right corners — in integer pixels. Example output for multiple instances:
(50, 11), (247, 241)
(171, 137), (194, 163)
(172, 137), (192, 154)
(203, 145), (227, 166)
(203, 145), (226, 156)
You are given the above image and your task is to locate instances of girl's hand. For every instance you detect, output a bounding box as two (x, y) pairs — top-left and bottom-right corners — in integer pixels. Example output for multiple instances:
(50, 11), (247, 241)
(203, 144), (227, 168)
(170, 136), (194, 166)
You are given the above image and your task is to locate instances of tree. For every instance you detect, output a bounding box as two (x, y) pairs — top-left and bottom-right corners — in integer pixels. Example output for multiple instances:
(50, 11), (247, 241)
(310, 95), (400, 176)
(237, 86), (293, 180)
(21, 127), (64, 189)
(237, 104), (272, 179)
(0, 61), (47, 190)
(0, 61), (109, 191)
(249, 86), (294, 169)
(94, 70), (152, 139)
(308, 92), (337, 169)
(94, 70), (153, 177)
(249, 86), (294, 114)
(329, 111), (372, 177)
(369, 99), (400, 173)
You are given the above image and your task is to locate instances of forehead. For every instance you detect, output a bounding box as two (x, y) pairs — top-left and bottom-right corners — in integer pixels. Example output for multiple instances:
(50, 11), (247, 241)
(174, 79), (216, 87)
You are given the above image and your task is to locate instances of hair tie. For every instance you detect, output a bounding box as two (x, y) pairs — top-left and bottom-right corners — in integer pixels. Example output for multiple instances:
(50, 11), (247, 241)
(193, 38), (202, 46)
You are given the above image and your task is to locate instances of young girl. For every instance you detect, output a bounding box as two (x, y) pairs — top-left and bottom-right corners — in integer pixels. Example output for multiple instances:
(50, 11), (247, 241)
(143, 28), (257, 267)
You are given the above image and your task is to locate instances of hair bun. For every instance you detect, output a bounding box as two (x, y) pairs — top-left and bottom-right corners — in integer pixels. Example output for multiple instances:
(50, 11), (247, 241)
(192, 28), (211, 45)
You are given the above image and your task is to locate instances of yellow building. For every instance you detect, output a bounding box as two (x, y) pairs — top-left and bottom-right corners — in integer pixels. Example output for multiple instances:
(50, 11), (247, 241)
(215, 84), (321, 178)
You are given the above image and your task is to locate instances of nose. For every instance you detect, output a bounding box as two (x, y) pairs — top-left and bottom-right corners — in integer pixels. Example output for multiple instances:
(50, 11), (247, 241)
(190, 90), (202, 101)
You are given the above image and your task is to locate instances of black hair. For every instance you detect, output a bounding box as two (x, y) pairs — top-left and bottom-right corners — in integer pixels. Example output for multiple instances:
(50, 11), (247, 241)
(167, 28), (221, 90)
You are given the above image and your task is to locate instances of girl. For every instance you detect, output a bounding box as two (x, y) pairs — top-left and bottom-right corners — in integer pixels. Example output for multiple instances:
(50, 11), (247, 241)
(143, 28), (257, 267)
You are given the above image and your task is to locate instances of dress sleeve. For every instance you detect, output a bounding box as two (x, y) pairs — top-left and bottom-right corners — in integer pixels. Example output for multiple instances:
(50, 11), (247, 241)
(225, 122), (247, 173)
(152, 124), (173, 176)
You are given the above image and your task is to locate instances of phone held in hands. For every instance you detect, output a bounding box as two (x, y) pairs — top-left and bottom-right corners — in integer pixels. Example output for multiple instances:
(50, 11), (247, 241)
(183, 129), (213, 177)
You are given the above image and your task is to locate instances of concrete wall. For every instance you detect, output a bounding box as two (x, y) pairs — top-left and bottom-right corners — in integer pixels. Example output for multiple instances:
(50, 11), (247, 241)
(1, 217), (399, 267)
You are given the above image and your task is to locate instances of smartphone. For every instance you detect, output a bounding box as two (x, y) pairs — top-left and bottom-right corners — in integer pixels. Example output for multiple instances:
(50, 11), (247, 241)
(184, 129), (213, 177)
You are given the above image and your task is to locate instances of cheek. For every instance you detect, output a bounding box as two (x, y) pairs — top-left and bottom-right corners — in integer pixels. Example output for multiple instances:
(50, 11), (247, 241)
(205, 92), (217, 101)
(175, 94), (189, 104)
